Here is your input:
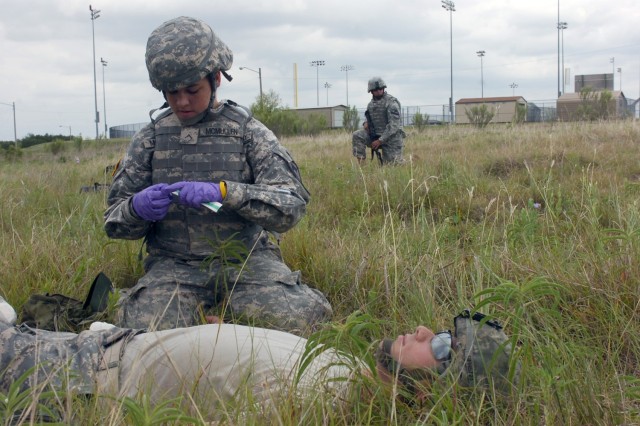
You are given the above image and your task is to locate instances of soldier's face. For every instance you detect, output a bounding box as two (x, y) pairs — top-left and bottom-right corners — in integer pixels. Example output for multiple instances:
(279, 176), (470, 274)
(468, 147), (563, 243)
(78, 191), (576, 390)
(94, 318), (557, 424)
(388, 326), (442, 369)
(371, 88), (385, 99)
(165, 77), (213, 122)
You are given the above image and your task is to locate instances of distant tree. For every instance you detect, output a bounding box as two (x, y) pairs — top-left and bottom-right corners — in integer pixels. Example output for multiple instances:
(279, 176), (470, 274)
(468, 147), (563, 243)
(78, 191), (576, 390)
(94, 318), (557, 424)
(342, 105), (360, 132)
(250, 89), (282, 123)
(48, 140), (66, 155)
(575, 88), (615, 121)
(412, 111), (429, 132)
(465, 104), (495, 128)
(512, 103), (527, 125)
(2, 145), (22, 161)
(250, 90), (326, 137)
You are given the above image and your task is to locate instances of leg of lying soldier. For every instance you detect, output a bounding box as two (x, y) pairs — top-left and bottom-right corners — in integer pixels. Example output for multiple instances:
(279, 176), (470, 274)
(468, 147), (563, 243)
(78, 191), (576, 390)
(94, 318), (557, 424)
(217, 247), (332, 335)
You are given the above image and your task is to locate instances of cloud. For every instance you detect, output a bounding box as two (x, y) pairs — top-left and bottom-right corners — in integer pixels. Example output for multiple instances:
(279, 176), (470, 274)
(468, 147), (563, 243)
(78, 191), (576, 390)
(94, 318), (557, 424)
(0, 0), (638, 141)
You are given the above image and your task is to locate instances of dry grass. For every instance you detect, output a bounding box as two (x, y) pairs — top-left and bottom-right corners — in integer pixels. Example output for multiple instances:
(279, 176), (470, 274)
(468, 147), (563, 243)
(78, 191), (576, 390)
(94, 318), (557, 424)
(1, 120), (640, 424)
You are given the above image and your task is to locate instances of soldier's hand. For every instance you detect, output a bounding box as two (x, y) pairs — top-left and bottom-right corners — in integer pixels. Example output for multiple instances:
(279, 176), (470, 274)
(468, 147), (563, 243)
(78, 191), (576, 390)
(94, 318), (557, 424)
(371, 140), (382, 150)
(166, 181), (223, 209)
(132, 183), (172, 221)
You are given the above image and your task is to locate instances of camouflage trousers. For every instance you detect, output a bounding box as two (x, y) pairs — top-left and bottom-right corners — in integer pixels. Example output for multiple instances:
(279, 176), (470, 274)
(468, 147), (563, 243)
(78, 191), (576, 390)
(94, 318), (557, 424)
(352, 130), (404, 165)
(114, 248), (332, 335)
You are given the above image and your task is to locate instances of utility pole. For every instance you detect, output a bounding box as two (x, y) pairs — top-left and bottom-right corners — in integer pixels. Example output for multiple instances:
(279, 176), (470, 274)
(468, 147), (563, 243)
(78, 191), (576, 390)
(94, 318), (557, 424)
(340, 65), (354, 106)
(101, 57), (108, 138)
(310, 60), (325, 106)
(324, 82), (331, 106)
(90, 5), (101, 140)
(442, 0), (456, 123)
(558, 22), (568, 94)
(510, 82), (518, 96)
(239, 66), (263, 105)
(477, 50), (486, 98)
(0, 101), (17, 147)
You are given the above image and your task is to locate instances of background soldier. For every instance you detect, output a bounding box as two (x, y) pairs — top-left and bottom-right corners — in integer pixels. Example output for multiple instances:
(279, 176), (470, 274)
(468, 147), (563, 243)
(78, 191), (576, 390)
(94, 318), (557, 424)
(365, 77), (406, 164)
(104, 16), (331, 334)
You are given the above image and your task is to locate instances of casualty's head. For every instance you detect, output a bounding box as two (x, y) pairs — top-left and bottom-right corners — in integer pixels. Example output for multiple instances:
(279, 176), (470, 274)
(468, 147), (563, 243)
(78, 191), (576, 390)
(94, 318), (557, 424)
(375, 309), (519, 396)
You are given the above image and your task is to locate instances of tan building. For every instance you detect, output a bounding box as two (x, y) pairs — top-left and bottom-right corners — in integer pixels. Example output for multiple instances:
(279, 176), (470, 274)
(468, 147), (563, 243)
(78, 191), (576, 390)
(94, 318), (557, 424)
(557, 91), (627, 121)
(455, 96), (527, 124)
(288, 105), (350, 128)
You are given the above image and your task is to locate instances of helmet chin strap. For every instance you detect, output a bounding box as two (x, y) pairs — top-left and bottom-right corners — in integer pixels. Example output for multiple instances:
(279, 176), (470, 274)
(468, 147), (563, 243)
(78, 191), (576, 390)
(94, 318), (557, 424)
(375, 339), (402, 375)
(375, 337), (449, 392)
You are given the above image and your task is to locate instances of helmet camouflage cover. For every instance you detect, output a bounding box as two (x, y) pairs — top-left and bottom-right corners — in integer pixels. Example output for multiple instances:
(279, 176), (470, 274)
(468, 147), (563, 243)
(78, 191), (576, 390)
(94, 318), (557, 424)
(367, 76), (387, 92)
(145, 16), (233, 92)
(448, 310), (520, 394)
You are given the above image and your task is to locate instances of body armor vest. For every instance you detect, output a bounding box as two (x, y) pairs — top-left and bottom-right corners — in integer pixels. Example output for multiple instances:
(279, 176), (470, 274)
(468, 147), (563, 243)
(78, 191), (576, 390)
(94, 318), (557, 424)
(368, 93), (401, 137)
(149, 101), (261, 259)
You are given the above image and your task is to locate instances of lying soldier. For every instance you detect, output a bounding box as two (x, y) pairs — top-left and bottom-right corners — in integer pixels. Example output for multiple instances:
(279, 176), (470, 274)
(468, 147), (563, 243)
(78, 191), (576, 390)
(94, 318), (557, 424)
(0, 297), (519, 421)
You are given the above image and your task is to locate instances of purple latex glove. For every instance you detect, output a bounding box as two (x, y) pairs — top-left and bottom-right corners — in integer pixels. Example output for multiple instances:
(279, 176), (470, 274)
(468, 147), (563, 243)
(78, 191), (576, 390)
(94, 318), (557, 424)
(165, 181), (222, 209)
(132, 183), (172, 221)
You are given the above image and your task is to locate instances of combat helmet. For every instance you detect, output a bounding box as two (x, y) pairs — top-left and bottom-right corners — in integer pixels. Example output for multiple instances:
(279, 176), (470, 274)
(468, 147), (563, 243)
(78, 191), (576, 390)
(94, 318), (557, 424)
(374, 309), (519, 396)
(367, 76), (387, 93)
(145, 16), (233, 92)
(447, 309), (520, 394)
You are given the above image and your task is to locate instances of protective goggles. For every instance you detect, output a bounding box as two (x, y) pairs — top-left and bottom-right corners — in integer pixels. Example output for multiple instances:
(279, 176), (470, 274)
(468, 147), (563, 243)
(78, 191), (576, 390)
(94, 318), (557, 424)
(432, 331), (453, 361)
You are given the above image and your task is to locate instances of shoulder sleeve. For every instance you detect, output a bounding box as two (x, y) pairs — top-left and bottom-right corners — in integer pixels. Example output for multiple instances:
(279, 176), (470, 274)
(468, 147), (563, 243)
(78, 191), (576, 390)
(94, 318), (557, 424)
(222, 118), (311, 233)
(104, 124), (156, 239)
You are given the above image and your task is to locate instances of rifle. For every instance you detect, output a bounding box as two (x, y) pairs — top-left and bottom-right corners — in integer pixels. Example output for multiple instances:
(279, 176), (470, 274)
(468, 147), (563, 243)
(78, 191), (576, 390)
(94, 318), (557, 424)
(364, 111), (383, 165)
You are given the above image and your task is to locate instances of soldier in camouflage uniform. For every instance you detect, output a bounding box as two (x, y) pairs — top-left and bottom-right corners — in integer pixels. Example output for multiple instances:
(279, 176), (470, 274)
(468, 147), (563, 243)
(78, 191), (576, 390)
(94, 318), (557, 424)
(351, 121), (375, 165)
(362, 77), (406, 165)
(104, 16), (332, 334)
(0, 320), (139, 402)
(0, 302), (517, 419)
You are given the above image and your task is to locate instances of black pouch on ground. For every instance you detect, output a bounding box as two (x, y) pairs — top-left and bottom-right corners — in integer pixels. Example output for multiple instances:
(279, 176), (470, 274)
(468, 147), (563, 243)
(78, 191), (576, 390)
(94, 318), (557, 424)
(19, 272), (114, 332)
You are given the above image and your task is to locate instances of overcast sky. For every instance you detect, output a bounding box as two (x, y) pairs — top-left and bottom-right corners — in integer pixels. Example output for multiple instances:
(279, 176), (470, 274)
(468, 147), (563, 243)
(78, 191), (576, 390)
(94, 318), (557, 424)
(0, 0), (638, 141)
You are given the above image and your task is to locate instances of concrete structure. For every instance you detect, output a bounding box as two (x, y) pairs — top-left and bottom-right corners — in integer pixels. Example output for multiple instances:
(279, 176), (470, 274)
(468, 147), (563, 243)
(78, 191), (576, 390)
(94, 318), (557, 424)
(574, 73), (614, 92)
(557, 90), (627, 121)
(288, 105), (349, 128)
(455, 96), (527, 124)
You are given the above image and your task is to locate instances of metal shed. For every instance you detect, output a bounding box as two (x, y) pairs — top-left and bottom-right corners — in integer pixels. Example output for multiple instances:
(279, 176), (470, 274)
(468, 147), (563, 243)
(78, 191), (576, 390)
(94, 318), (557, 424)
(289, 105), (349, 128)
(455, 96), (527, 124)
(557, 91), (627, 121)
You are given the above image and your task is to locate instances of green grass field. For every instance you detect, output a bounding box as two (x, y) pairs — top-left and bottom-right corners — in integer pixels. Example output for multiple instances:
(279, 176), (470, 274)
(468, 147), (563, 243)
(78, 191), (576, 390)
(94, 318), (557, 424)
(1, 120), (639, 424)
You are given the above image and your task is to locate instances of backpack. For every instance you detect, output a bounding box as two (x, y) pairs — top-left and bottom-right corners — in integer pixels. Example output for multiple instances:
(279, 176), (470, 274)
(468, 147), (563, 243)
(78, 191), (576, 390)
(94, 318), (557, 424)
(20, 272), (114, 332)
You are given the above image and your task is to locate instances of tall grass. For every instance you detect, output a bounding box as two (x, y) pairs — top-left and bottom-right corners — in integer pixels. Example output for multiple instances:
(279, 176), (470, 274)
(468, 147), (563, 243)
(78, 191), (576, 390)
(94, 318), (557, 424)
(1, 121), (639, 424)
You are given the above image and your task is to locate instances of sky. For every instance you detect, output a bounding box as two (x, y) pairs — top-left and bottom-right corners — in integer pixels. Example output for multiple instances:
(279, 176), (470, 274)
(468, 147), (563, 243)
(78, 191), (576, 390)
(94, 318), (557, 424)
(0, 0), (638, 141)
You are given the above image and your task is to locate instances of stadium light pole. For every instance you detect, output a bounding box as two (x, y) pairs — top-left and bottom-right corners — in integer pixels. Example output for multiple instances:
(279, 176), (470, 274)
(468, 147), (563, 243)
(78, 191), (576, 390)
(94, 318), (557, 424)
(617, 67), (622, 92)
(0, 101), (17, 147)
(59, 125), (72, 141)
(239, 66), (263, 105)
(510, 82), (518, 96)
(89, 5), (100, 140)
(610, 57), (615, 90)
(558, 22), (568, 94)
(340, 65), (354, 106)
(477, 50), (486, 98)
(324, 82), (331, 106)
(101, 57), (108, 139)
(310, 60), (325, 106)
(442, 0), (455, 123)
(556, 0), (561, 98)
